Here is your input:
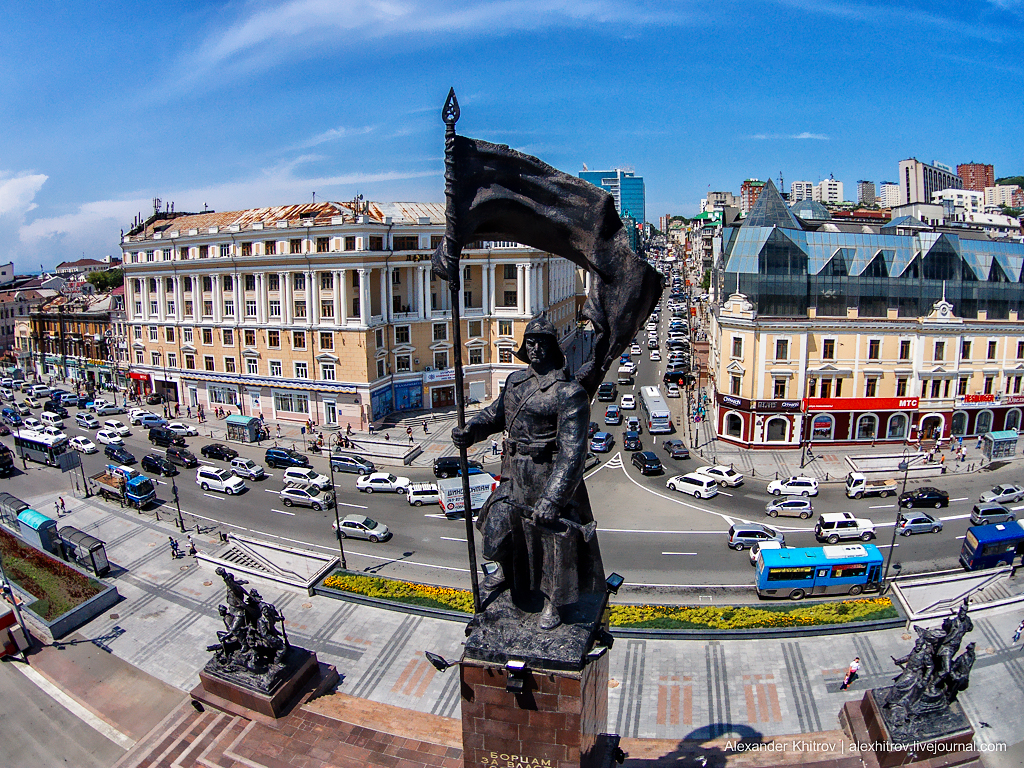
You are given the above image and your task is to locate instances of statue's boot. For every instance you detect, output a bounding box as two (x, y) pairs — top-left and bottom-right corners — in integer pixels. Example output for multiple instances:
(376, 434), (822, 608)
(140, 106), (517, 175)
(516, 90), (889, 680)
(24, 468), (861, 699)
(482, 562), (506, 591)
(539, 600), (561, 631)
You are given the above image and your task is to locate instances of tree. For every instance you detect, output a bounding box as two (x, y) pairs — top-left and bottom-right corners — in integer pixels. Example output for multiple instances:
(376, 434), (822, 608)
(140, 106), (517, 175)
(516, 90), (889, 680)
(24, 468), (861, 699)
(700, 269), (711, 292)
(86, 269), (124, 292)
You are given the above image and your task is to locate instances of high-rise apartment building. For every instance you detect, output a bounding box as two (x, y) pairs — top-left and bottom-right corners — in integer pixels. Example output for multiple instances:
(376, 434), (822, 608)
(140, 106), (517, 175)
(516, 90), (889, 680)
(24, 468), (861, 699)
(879, 182), (900, 208)
(899, 159), (963, 205)
(856, 180), (876, 206)
(984, 185), (1024, 208)
(578, 169), (645, 225)
(740, 179), (766, 213)
(812, 177), (844, 205)
(789, 181), (814, 202)
(957, 163), (995, 192)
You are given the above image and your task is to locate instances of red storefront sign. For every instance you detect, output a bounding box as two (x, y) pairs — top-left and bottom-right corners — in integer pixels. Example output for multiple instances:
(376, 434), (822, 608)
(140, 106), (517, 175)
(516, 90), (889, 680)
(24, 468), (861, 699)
(1003, 395), (1024, 406)
(803, 397), (919, 411)
(129, 372), (151, 381)
(963, 394), (995, 403)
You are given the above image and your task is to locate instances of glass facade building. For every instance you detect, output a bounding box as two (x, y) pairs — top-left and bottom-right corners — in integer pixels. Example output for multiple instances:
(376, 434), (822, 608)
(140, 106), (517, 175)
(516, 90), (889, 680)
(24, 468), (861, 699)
(579, 169), (645, 225)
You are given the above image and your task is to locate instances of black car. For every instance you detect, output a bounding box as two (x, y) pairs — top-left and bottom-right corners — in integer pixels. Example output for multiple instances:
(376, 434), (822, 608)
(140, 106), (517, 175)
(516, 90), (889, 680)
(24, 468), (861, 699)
(149, 426), (185, 447)
(631, 451), (664, 475)
(166, 446), (198, 467)
(43, 401), (69, 418)
(105, 444), (136, 464)
(433, 455), (484, 479)
(623, 430), (643, 452)
(663, 370), (687, 385)
(147, 393), (165, 405)
(264, 446), (310, 469)
(588, 421), (599, 438)
(201, 443), (238, 461)
(899, 487), (950, 509)
(596, 382), (618, 402)
(141, 453), (177, 476)
(662, 439), (690, 459)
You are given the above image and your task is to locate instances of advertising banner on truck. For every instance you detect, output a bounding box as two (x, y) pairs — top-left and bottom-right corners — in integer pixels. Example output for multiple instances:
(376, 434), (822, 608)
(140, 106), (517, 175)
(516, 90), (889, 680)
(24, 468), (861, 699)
(437, 473), (498, 515)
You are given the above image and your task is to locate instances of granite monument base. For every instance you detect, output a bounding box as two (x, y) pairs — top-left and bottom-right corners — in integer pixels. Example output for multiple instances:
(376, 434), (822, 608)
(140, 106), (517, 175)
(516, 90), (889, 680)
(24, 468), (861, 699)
(840, 689), (981, 768)
(195, 646), (324, 719)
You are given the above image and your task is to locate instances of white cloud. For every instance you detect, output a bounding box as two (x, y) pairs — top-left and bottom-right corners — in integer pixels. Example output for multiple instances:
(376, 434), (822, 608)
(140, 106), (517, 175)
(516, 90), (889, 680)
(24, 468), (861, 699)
(289, 124), (378, 150)
(748, 132), (829, 141)
(0, 172), (48, 217)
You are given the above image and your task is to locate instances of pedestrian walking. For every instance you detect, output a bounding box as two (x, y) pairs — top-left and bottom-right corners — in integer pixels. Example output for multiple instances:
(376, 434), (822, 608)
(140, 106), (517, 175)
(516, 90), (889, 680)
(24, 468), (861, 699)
(55, 500), (61, 517)
(839, 657), (860, 690)
(168, 536), (180, 559)
(1013, 619), (1023, 644)
(187, 534), (196, 558)
(59, 496), (66, 515)
(276, 425), (282, 440)
(368, 424), (375, 435)
(491, 438), (499, 456)
(384, 432), (390, 441)
(407, 426), (414, 443)
(423, 420), (429, 434)
(175, 402), (180, 417)
(186, 405), (192, 419)
(346, 423), (352, 436)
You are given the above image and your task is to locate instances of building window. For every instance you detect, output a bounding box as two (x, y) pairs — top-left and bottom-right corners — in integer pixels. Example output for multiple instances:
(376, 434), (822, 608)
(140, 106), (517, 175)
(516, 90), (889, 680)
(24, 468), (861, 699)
(958, 377), (969, 396)
(773, 378), (786, 399)
(202, 276), (212, 292)
(202, 327), (213, 345)
(865, 378), (877, 398)
(732, 337), (743, 358)
(765, 417), (788, 442)
(988, 340), (997, 359)
(220, 329), (232, 346)
(246, 359), (258, 375)
(433, 323), (448, 341)
(290, 239), (302, 255)
(434, 351), (448, 370)
(135, 350), (144, 365)
(292, 331), (305, 349)
(241, 242), (252, 257)
(183, 327), (193, 343)
(887, 414), (908, 439)
(376, 359), (386, 378)
(868, 339), (880, 360)
(468, 320), (482, 337)
(245, 274), (255, 290)
(135, 302), (142, 315)
(265, 241), (277, 256)
(150, 301), (158, 315)
(165, 327), (175, 342)
(151, 352), (160, 366)
(856, 414), (878, 440)
(393, 269), (404, 285)
(1014, 376), (1023, 394)
(930, 379), (942, 398)
(148, 326), (158, 341)
(179, 247), (189, 260)
(316, 237), (329, 253)
(319, 332), (333, 349)
(219, 244), (230, 258)
(269, 360), (282, 377)
(320, 363), (335, 380)
(961, 339), (971, 359)
(984, 376), (994, 394)
(726, 413), (743, 438)
(204, 356), (215, 371)
(184, 300), (193, 316)
(320, 300), (333, 318)
(222, 275), (233, 291)
(375, 328), (384, 348)
(934, 341), (945, 361)
(369, 236), (384, 251)
(807, 378), (816, 398)
(896, 377), (908, 397)
(396, 355), (411, 372)
(775, 339), (788, 361)
(294, 362), (308, 378)
(224, 357), (236, 373)
(273, 391), (309, 414)
(203, 300), (213, 317)
(499, 320), (513, 336)
(292, 273), (305, 290)
(267, 330), (280, 348)
(293, 301), (306, 318)
(822, 338), (835, 360)
(199, 245), (209, 258)
(499, 348), (513, 363)
(185, 354), (195, 370)
(246, 300), (257, 317)
(344, 236), (356, 251)
(731, 376), (741, 396)
(503, 290), (518, 307)
(269, 300), (281, 317)
(395, 325), (410, 344)
(268, 274), (279, 290)
(244, 329), (255, 347)
(503, 264), (516, 279)
(469, 348), (483, 365)
(166, 301), (175, 315)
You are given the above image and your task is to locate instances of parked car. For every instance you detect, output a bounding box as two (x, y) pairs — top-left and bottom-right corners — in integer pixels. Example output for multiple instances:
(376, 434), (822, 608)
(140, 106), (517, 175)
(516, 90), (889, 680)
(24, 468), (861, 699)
(146, 393), (165, 405)
(101, 419), (130, 436)
(662, 439), (689, 459)
(631, 451), (663, 475)
(765, 497), (812, 519)
(623, 431), (642, 452)
(433, 456), (483, 479)
(695, 465), (744, 488)
(96, 429), (125, 445)
(1, 408), (23, 427)
(201, 443), (238, 461)
(407, 482), (440, 506)
(196, 466), (245, 495)
(283, 466), (332, 491)
(104, 445), (136, 464)
(588, 421), (600, 438)
(280, 486), (334, 510)
(583, 452), (600, 471)
(978, 484), (1024, 504)
(333, 514), (391, 542)
(142, 454), (177, 477)
(728, 523), (784, 551)
(230, 457), (266, 481)
(898, 487), (949, 509)
(970, 503), (1016, 526)
(166, 421), (198, 437)
(75, 412), (100, 429)
(0, 423), (10, 436)
(766, 476), (819, 497)
(23, 396), (41, 409)
(604, 405), (622, 425)
(330, 453), (376, 475)
(590, 432), (614, 453)
(356, 472), (411, 494)
(264, 447), (310, 469)
(166, 446), (199, 468)
(666, 473), (719, 499)
(895, 511), (943, 536)
(13, 402), (31, 416)
(69, 436), (98, 454)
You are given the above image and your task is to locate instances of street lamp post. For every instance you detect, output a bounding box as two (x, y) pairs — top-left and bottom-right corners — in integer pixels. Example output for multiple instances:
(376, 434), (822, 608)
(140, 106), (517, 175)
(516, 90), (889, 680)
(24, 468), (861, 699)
(327, 433), (348, 570)
(172, 478), (184, 531)
(882, 448), (912, 592)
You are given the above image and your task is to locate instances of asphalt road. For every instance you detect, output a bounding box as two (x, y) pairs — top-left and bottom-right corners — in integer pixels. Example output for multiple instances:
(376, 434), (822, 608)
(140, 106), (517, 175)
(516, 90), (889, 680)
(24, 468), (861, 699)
(3, 300), (1020, 591)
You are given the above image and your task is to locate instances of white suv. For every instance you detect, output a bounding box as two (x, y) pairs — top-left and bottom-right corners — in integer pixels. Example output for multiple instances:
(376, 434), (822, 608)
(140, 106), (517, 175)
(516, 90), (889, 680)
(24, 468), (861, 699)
(815, 512), (875, 544)
(282, 467), (332, 491)
(196, 466), (246, 495)
(695, 465), (744, 487)
(766, 476), (819, 497)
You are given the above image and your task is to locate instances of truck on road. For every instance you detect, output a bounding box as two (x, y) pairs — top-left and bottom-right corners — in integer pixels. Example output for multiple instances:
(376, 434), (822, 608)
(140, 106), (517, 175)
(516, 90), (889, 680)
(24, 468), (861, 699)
(845, 472), (898, 499)
(437, 473), (498, 518)
(90, 464), (157, 509)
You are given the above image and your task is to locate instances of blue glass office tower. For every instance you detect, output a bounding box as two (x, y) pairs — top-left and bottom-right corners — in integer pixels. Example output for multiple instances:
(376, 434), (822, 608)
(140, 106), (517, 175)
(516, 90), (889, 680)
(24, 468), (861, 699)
(579, 169), (646, 225)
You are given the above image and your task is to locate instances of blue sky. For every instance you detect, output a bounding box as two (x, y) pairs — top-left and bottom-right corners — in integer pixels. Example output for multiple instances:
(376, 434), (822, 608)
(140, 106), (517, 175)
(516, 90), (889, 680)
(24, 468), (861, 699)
(1, 0), (1021, 271)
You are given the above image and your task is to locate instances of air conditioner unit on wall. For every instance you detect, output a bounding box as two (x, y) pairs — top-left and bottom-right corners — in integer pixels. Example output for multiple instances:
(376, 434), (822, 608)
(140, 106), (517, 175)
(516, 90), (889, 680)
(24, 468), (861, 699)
(424, 366), (432, 372)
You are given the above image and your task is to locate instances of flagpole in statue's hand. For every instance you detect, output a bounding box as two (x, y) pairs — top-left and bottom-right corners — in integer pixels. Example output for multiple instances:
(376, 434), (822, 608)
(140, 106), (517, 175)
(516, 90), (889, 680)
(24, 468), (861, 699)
(442, 87), (482, 616)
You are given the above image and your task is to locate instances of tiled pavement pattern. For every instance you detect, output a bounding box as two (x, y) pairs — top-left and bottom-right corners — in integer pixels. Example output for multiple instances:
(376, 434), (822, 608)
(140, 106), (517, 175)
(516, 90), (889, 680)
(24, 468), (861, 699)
(14, 491), (1024, 766)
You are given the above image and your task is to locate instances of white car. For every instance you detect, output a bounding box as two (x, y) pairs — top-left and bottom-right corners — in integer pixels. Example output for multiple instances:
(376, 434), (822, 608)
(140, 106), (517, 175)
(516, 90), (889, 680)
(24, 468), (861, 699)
(767, 476), (819, 497)
(649, 350), (661, 361)
(103, 419), (131, 436)
(96, 429), (125, 446)
(282, 466), (332, 491)
(22, 417), (42, 431)
(622, 360), (638, 374)
(333, 514), (392, 542)
(665, 383), (681, 397)
(41, 426), (66, 440)
(750, 540), (783, 566)
(356, 472), (411, 494)
(695, 465), (744, 487)
(129, 410), (159, 426)
(630, 344), (641, 356)
(620, 395), (636, 410)
(69, 436), (98, 453)
(76, 412), (100, 429)
(89, 399), (113, 412)
(166, 421), (198, 437)
(230, 457), (266, 481)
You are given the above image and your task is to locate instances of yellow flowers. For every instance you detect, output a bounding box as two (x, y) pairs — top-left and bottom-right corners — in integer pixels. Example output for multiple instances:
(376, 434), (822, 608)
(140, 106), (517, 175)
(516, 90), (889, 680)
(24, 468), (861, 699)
(321, 571), (896, 630)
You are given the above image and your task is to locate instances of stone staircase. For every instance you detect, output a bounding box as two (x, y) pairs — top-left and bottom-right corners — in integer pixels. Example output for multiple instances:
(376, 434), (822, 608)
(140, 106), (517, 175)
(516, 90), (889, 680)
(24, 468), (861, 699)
(113, 702), (252, 768)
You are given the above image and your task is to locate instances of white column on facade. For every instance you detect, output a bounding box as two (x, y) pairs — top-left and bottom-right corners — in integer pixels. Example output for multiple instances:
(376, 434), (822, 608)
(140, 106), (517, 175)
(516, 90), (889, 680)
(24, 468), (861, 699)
(378, 268), (387, 322)
(523, 263), (533, 316)
(489, 264), (497, 315)
(308, 270), (318, 325)
(280, 272), (290, 325)
(174, 276), (184, 320)
(516, 264), (525, 315)
(213, 274), (223, 323)
(156, 279), (166, 322)
(332, 270), (342, 326)
(339, 269), (349, 325)
(458, 270), (466, 315)
(141, 279), (151, 320)
(233, 273), (242, 322)
(255, 273), (265, 324)
(480, 264), (489, 314)
(417, 266), (427, 319)
(358, 269), (370, 326)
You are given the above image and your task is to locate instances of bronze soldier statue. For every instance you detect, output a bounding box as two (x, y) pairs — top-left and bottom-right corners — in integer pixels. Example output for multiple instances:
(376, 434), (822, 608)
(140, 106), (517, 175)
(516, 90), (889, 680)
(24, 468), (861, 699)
(452, 314), (603, 630)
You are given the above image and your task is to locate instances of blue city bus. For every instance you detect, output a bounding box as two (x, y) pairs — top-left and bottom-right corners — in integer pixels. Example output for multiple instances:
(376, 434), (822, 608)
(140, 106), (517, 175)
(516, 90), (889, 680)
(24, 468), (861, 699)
(960, 521), (1024, 571)
(756, 544), (883, 599)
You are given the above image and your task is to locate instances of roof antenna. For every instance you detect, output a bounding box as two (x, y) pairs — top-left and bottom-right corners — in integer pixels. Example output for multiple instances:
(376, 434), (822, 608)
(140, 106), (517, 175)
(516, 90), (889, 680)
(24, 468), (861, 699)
(312, 192), (316, 204)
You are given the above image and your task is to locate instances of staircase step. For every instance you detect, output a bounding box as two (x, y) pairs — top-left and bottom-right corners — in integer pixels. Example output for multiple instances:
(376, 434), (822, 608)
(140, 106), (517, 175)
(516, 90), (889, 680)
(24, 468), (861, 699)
(197, 716), (250, 768)
(171, 712), (227, 768)
(113, 706), (201, 768)
(151, 710), (219, 768)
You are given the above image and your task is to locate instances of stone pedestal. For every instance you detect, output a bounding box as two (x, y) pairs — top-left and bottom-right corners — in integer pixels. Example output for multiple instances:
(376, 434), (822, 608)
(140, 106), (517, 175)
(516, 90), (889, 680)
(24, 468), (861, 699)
(460, 654), (615, 768)
(195, 647), (325, 719)
(840, 690), (981, 768)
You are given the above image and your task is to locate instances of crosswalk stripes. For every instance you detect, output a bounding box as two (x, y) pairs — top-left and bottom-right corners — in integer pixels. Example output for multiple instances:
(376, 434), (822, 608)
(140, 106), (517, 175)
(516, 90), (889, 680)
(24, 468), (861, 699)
(605, 452), (624, 469)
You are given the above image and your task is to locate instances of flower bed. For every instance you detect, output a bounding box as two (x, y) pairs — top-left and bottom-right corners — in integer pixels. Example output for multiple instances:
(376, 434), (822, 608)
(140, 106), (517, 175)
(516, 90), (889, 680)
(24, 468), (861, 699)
(0, 528), (103, 621)
(319, 571), (896, 629)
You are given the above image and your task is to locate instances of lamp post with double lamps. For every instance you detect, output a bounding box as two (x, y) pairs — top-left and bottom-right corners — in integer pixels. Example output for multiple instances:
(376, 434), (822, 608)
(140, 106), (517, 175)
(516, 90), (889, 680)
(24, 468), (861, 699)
(326, 433), (348, 570)
(882, 448), (912, 592)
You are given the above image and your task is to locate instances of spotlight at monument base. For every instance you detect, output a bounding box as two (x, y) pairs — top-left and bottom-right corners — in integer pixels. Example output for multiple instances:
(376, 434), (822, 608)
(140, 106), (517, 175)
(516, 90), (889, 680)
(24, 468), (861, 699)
(586, 645), (609, 661)
(606, 572), (625, 594)
(424, 651), (454, 673)
(504, 659), (528, 693)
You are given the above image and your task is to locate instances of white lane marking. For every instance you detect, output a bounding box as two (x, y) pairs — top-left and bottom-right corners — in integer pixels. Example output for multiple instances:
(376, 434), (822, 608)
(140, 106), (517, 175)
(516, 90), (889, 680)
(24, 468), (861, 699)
(1012, 504), (1024, 511)
(938, 513), (972, 521)
(876, 544), (896, 550)
(263, 488), (280, 494)
(955, 535), (966, 540)
(14, 663), (135, 749)
(440, 536), (467, 542)
(199, 459), (216, 465)
(203, 493), (223, 500)
(717, 490), (734, 497)
(870, 504), (895, 509)
(271, 508), (296, 516)
(951, 497), (969, 502)
(337, 500), (368, 509)
(602, 528), (723, 534)
(424, 513), (449, 519)
(616, 461), (738, 526)
(661, 551), (697, 556)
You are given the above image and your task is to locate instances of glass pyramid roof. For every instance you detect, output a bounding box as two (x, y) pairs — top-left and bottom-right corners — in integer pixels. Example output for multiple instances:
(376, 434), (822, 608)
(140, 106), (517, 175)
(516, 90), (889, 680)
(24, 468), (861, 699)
(743, 179), (802, 230)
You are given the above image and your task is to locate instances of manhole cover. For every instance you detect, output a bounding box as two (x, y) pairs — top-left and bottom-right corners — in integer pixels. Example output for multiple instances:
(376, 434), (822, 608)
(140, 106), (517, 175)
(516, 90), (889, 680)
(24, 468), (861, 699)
(148, 542), (155, 547)
(180, 565), (190, 571)
(109, 614), (119, 620)
(902, 634), (912, 640)
(203, 581), (213, 587)
(302, 603), (312, 609)
(608, 679), (620, 689)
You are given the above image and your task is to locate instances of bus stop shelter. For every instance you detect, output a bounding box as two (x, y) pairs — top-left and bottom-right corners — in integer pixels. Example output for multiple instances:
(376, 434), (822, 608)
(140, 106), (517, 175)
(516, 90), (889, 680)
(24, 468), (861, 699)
(58, 526), (110, 576)
(226, 414), (262, 443)
(17, 509), (58, 554)
(981, 430), (1018, 460)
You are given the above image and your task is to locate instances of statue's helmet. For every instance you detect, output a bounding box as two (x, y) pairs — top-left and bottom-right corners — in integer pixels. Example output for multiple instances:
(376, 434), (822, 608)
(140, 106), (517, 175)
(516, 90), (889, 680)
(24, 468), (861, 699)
(514, 314), (565, 367)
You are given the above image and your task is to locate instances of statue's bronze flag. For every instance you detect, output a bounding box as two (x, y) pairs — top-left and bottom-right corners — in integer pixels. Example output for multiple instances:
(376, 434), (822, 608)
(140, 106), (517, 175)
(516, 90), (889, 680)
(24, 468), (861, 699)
(431, 135), (664, 397)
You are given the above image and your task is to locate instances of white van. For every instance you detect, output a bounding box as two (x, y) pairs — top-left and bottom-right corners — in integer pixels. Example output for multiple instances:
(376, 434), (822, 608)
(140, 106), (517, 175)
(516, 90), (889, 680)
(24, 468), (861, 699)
(39, 412), (65, 429)
(407, 482), (441, 507)
(665, 473), (719, 500)
(196, 466), (246, 495)
(617, 366), (633, 385)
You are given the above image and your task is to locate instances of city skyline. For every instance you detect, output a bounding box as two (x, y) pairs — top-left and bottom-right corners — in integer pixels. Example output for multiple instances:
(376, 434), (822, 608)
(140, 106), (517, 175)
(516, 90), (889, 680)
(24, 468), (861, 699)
(2, 0), (1023, 271)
